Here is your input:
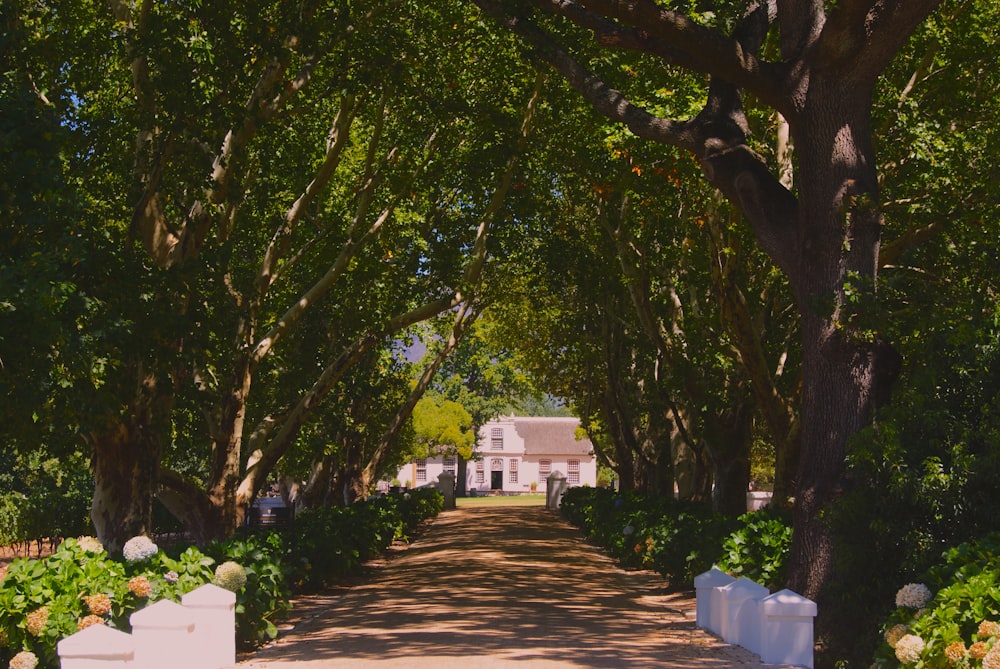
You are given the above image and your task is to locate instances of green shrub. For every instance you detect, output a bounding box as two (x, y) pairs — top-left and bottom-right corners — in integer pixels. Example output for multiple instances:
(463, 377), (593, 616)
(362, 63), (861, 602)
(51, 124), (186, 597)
(716, 508), (793, 589)
(207, 531), (291, 647)
(560, 487), (735, 587)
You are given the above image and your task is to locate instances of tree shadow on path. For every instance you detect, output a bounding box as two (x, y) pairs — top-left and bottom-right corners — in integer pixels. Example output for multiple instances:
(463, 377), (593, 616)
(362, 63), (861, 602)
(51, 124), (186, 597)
(238, 506), (781, 669)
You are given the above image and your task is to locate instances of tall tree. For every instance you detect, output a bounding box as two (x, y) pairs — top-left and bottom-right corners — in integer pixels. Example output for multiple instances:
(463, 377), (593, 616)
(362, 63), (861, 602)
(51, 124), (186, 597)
(468, 0), (939, 600)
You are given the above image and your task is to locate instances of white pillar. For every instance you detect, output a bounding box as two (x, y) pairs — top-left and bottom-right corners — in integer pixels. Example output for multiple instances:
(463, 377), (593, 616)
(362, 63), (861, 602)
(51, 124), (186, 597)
(546, 471), (567, 509)
(693, 568), (735, 633)
(718, 577), (769, 648)
(182, 584), (237, 669)
(758, 589), (818, 669)
(437, 471), (456, 509)
(129, 599), (197, 669)
(57, 623), (135, 669)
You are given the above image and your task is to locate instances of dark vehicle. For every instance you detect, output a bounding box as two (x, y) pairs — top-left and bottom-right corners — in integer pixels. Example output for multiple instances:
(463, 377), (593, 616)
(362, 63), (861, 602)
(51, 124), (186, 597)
(247, 496), (292, 529)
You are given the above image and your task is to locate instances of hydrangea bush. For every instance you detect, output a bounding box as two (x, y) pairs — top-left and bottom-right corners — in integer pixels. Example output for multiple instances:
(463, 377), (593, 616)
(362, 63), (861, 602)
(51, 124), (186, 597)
(559, 486), (792, 589)
(873, 533), (1000, 668)
(0, 488), (445, 668)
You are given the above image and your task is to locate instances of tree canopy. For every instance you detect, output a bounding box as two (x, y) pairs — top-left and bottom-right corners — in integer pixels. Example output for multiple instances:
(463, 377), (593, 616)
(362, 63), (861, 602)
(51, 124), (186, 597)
(2, 1), (999, 660)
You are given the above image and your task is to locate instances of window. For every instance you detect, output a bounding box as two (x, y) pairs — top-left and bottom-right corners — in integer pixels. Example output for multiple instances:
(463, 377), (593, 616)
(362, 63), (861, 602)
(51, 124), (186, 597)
(443, 456), (457, 475)
(491, 427), (504, 450)
(509, 458), (518, 484)
(416, 459), (427, 482)
(567, 459), (580, 485)
(475, 460), (485, 484)
(538, 459), (552, 480)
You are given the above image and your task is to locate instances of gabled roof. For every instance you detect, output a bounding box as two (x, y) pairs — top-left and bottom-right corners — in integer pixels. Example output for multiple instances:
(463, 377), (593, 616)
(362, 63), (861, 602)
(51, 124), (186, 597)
(513, 417), (593, 456)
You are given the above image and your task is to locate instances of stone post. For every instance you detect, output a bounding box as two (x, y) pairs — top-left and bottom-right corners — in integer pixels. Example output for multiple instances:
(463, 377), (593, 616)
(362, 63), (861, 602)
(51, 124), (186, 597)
(182, 583), (237, 669)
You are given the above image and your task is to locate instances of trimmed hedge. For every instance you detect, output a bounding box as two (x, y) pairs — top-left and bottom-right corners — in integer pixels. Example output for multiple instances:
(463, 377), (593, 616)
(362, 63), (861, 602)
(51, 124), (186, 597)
(560, 487), (792, 589)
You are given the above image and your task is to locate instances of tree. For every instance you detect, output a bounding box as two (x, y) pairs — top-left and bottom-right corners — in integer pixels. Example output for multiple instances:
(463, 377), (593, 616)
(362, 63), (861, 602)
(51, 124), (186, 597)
(7, 0), (544, 548)
(468, 0), (940, 601)
(411, 396), (477, 460)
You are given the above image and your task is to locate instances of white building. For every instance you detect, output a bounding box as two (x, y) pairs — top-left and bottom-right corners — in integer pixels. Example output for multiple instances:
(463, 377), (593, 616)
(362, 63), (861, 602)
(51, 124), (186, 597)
(394, 415), (598, 494)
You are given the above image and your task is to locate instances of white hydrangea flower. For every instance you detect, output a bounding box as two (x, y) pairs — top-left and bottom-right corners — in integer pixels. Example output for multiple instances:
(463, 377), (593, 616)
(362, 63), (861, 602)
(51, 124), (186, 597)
(76, 536), (104, 553)
(9, 650), (39, 669)
(895, 583), (932, 609)
(122, 535), (159, 562)
(894, 634), (925, 664)
(214, 561), (248, 592)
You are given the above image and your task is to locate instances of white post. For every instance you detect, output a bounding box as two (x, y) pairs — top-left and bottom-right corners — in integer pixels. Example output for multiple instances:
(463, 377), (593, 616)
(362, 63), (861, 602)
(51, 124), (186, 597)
(718, 577), (769, 648)
(57, 623), (135, 668)
(546, 471), (567, 509)
(757, 589), (818, 669)
(129, 599), (197, 669)
(693, 568), (735, 633)
(746, 491), (773, 511)
(437, 471), (456, 510)
(182, 584), (237, 669)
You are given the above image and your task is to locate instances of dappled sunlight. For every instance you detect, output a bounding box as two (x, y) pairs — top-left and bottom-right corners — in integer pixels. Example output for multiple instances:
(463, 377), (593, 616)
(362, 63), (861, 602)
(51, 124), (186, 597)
(240, 507), (785, 668)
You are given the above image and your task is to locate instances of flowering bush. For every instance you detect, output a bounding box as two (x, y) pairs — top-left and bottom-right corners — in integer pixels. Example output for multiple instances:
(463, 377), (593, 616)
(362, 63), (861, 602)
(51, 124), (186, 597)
(0, 489), (445, 667)
(872, 533), (1000, 668)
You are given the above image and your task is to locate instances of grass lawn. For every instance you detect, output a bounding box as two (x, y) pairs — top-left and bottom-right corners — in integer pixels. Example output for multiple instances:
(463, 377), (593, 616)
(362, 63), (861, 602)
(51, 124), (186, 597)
(456, 494), (547, 508)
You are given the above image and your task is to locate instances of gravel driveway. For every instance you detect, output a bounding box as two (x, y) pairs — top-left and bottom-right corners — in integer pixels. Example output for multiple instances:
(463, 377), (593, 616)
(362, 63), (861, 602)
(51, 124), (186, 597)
(234, 505), (790, 668)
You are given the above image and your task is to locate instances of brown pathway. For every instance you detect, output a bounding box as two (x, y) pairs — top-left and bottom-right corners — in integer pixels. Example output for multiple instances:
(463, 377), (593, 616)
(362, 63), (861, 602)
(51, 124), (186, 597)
(236, 505), (790, 669)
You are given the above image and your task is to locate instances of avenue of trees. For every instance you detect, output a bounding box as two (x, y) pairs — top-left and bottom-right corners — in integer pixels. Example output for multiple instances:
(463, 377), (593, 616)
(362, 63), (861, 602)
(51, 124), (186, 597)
(2, 0), (998, 662)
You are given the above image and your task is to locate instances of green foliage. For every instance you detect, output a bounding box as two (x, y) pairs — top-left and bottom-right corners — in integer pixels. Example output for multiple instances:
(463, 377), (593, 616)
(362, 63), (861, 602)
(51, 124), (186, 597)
(287, 489), (443, 591)
(716, 508), (793, 590)
(0, 451), (92, 548)
(561, 488), (793, 591)
(560, 487), (736, 586)
(206, 532), (290, 647)
(411, 395), (476, 460)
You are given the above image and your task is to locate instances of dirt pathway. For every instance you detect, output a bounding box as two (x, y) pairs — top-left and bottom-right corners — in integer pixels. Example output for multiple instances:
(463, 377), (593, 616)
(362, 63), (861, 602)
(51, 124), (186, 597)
(236, 506), (788, 669)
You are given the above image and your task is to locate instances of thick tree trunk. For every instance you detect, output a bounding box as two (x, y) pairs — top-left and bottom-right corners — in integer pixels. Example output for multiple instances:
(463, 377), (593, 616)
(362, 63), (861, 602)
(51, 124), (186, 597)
(782, 80), (901, 599)
(704, 396), (754, 518)
(90, 421), (161, 553)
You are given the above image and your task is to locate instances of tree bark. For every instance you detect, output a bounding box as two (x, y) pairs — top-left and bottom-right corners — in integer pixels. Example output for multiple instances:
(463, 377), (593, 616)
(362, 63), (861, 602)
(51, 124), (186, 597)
(89, 367), (168, 552)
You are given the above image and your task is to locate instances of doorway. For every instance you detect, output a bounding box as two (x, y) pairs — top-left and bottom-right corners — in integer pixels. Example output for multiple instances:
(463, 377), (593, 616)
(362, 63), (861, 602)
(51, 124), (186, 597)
(491, 471), (503, 491)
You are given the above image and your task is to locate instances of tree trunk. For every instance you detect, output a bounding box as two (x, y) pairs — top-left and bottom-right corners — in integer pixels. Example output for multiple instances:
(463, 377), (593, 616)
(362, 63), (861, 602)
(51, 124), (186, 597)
(782, 80), (901, 599)
(704, 395), (754, 518)
(90, 421), (161, 553)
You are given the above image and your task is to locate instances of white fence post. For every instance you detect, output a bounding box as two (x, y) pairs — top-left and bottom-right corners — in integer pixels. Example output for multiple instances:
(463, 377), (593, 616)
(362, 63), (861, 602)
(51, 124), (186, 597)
(437, 472), (456, 509)
(181, 584), (237, 669)
(57, 623), (135, 668)
(129, 599), (197, 669)
(718, 577), (769, 649)
(758, 588), (818, 669)
(694, 568), (735, 634)
(545, 471), (567, 509)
